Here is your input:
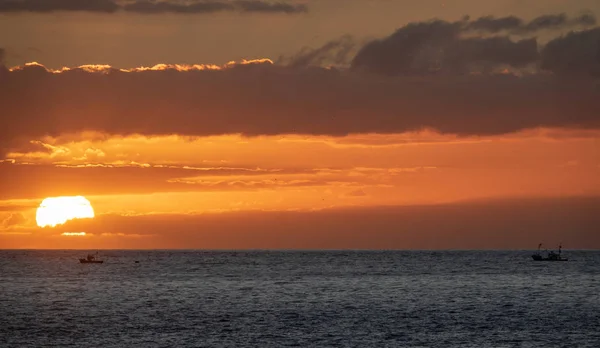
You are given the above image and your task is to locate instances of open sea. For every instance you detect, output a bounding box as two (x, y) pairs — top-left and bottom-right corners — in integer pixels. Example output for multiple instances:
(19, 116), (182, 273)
(0, 250), (599, 347)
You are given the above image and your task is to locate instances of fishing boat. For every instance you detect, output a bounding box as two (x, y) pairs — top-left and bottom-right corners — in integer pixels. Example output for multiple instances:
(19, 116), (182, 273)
(79, 252), (104, 264)
(532, 243), (567, 261)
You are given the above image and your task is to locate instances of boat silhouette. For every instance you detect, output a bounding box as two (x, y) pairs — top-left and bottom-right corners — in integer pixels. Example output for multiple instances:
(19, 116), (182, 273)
(532, 243), (567, 261)
(79, 252), (104, 264)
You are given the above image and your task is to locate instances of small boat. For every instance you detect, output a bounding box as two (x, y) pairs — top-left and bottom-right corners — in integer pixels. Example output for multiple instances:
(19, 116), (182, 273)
(79, 252), (104, 264)
(532, 243), (568, 261)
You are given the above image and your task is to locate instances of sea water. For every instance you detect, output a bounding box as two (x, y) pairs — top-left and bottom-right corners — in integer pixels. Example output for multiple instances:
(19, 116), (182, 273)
(1, 250), (599, 347)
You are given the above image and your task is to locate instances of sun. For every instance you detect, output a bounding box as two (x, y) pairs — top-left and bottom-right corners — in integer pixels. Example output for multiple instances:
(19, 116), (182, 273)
(36, 196), (95, 228)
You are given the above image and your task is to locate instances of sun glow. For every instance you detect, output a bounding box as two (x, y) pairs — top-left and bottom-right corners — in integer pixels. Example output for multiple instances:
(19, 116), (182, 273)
(61, 232), (88, 236)
(36, 196), (95, 228)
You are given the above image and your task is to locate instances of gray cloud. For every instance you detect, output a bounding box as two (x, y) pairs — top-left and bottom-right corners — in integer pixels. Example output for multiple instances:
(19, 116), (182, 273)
(524, 13), (569, 32)
(465, 15), (522, 33)
(234, 0), (306, 13)
(351, 20), (540, 75)
(351, 20), (460, 75)
(465, 13), (596, 34)
(351, 14), (599, 76)
(0, 49), (7, 77)
(522, 13), (596, 33)
(1, 13), (599, 156)
(446, 37), (538, 70)
(574, 13), (598, 26)
(1, 61), (599, 158)
(0, 0), (307, 14)
(282, 35), (357, 68)
(541, 27), (600, 76)
(123, 1), (233, 13)
(0, 0), (119, 13)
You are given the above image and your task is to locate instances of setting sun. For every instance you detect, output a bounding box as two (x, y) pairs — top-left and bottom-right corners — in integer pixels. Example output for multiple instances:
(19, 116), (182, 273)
(36, 196), (95, 228)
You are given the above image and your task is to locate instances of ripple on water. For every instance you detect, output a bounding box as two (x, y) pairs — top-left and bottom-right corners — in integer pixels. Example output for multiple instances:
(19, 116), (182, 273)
(1, 250), (599, 348)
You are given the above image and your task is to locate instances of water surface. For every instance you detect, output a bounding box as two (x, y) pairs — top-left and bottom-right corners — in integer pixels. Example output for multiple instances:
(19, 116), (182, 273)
(1, 250), (599, 347)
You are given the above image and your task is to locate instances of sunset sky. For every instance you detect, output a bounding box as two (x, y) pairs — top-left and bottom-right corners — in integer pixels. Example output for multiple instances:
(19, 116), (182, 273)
(1, 0), (599, 249)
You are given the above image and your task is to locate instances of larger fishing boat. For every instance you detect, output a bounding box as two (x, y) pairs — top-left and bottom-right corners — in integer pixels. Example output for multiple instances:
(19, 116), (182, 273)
(79, 252), (104, 264)
(532, 243), (567, 261)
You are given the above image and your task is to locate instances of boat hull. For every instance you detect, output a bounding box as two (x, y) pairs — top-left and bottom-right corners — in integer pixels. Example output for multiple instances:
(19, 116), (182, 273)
(532, 255), (567, 261)
(79, 259), (103, 264)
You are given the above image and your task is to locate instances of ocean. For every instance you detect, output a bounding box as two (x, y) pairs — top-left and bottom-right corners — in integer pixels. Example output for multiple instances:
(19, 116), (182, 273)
(1, 250), (599, 347)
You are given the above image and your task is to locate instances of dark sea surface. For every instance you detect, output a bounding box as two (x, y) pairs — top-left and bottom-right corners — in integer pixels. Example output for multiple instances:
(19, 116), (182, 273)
(0, 250), (599, 347)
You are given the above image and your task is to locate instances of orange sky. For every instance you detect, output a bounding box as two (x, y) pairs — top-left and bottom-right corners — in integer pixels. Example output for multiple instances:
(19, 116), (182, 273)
(1, 129), (598, 249)
(1, 2), (599, 249)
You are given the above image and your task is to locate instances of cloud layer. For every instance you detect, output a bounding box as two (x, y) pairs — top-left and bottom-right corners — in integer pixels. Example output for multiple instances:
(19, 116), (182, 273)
(1, 13), (600, 157)
(351, 13), (598, 75)
(541, 27), (600, 76)
(55, 197), (600, 249)
(0, 0), (307, 14)
(464, 13), (595, 34)
(1, 60), (599, 156)
(279, 13), (600, 75)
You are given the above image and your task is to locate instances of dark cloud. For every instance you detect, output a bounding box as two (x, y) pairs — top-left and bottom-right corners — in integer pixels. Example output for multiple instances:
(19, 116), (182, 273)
(352, 20), (463, 75)
(0, 0), (308, 14)
(122, 1), (233, 14)
(465, 15), (523, 33)
(522, 13), (596, 33)
(574, 13), (598, 27)
(351, 13), (599, 75)
(351, 19), (540, 75)
(235, 0), (306, 13)
(436, 36), (538, 73)
(541, 27), (600, 76)
(282, 35), (357, 68)
(524, 13), (569, 32)
(465, 13), (596, 34)
(60, 196), (600, 249)
(0, 0), (119, 13)
(0, 48), (6, 77)
(1, 62), (599, 156)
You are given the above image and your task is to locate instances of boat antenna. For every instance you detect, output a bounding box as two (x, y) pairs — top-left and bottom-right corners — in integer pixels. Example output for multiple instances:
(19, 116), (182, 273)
(559, 243), (562, 255)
